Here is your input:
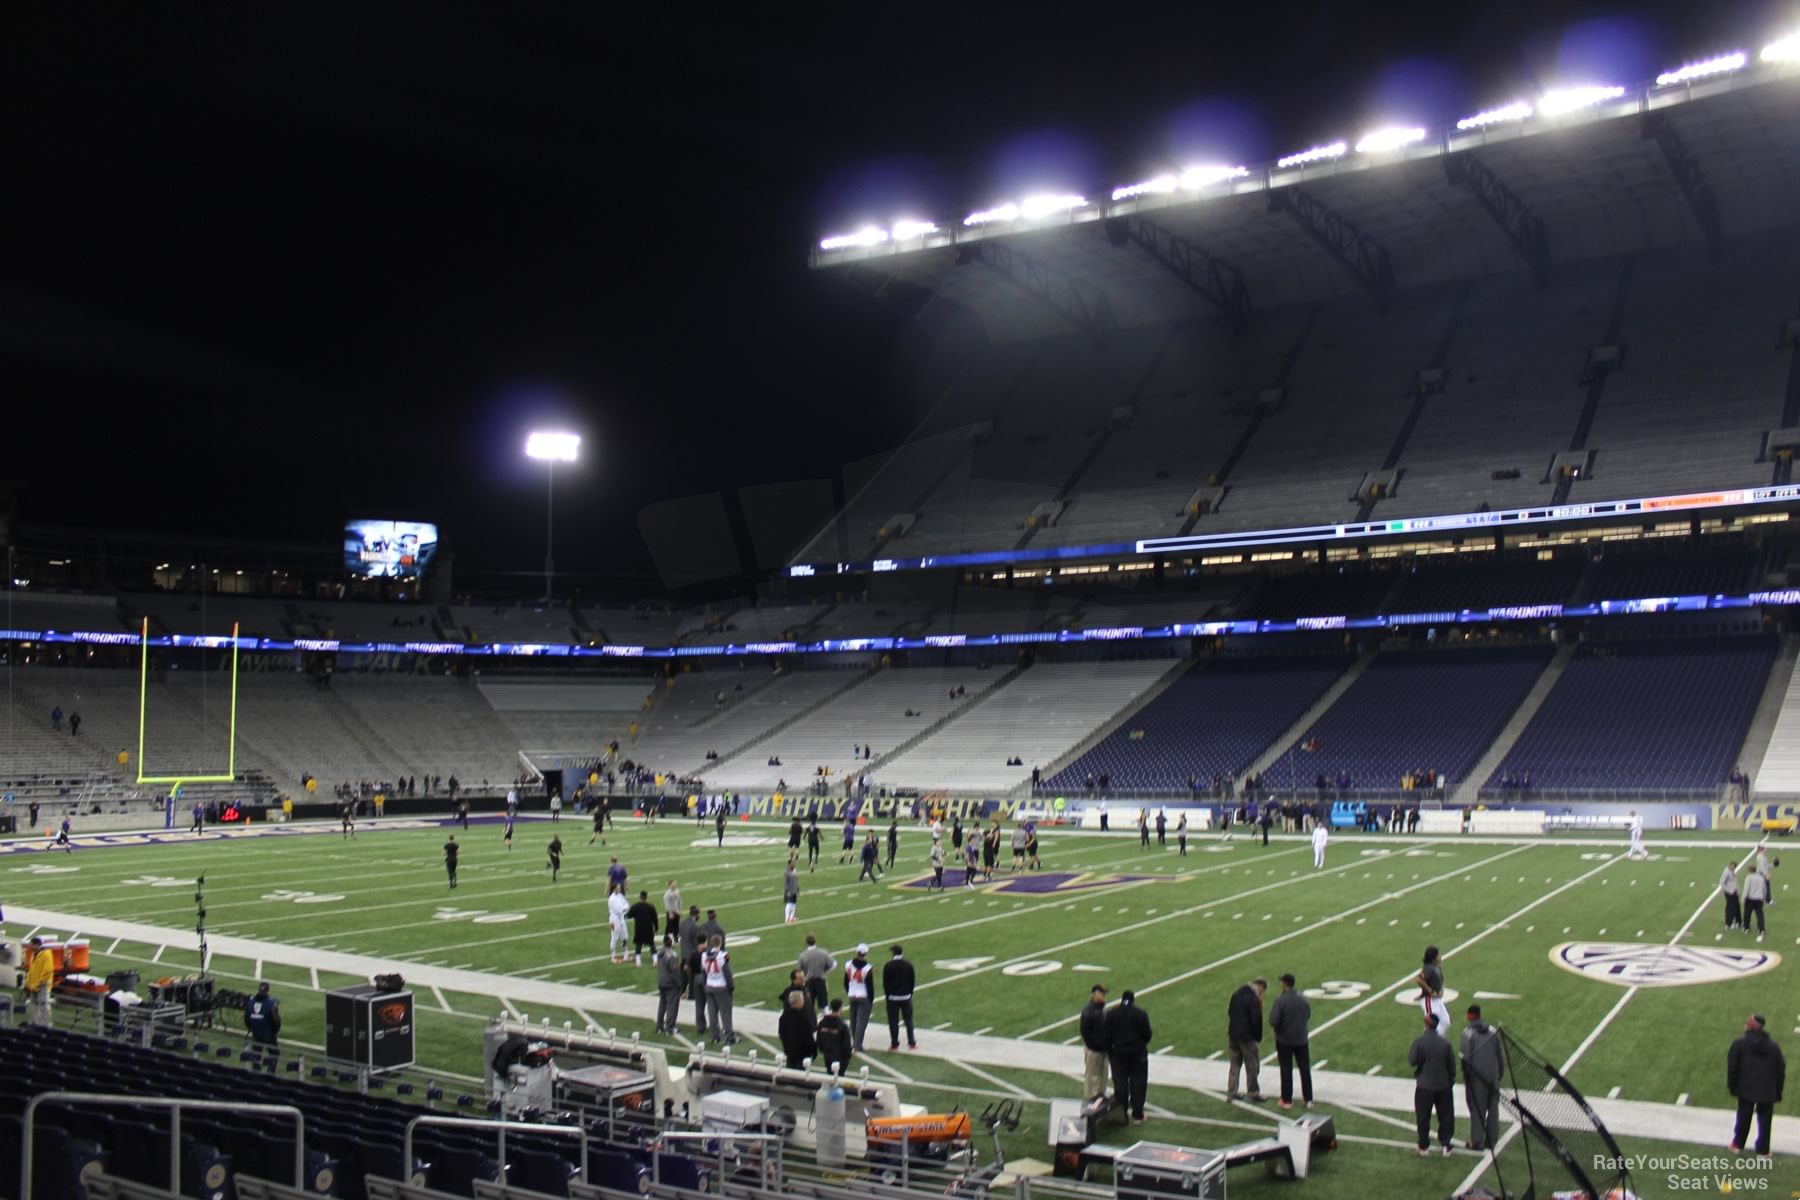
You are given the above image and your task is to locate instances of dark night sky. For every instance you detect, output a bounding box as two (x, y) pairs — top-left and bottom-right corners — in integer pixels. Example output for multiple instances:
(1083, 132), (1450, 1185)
(2, 1), (1778, 593)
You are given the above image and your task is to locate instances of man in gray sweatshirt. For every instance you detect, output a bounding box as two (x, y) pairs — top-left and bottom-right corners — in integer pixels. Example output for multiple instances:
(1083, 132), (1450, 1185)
(1743, 865), (1770, 941)
(1720, 861), (1742, 931)
(654, 934), (683, 1034)
(797, 933), (836, 1012)
(1408, 1012), (1457, 1156)
(1267, 973), (1314, 1109)
(1460, 1004), (1505, 1151)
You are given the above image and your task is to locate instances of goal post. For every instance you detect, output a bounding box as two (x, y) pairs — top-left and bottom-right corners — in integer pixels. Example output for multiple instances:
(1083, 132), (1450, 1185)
(135, 616), (242, 788)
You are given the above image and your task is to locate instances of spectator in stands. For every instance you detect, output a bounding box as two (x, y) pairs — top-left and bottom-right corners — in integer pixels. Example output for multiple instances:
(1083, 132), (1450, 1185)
(1226, 978), (1267, 1101)
(50, 705), (62, 732)
(1727, 1014), (1785, 1156)
(68, 711), (80, 737)
(1409, 1013), (1457, 1156)
(28, 799), (39, 830)
(1099, 771), (1111, 793)
(1031, 765), (1042, 790)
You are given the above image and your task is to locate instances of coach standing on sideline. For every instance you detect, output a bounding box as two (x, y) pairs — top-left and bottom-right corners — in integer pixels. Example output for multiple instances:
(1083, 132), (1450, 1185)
(1103, 990), (1152, 1124)
(1460, 1004), (1504, 1151)
(798, 934), (835, 1012)
(1079, 985), (1111, 1103)
(1728, 1014), (1785, 1156)
(1408, 1013), (1457, 1156)
(1268, 974), (1313, 1109)
(654, 934), (683, 1033)
(1226, 978), (1267, 1102)
(883, 944), (917, 1050)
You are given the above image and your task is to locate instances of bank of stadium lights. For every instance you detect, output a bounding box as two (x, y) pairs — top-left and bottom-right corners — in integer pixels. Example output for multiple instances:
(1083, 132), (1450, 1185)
(1353, 126), (1426, 154)
(963, 194), (1086, 226)
(1111, 165), (1249, 201)
(1537, 85), (1627, 115)
(818, 227), (887, 251)
(1764, 32), (1800, 62)
(1276, 141), (1347, 169)
(1655, 52), (1747, 85)
(891, 219), (938, 240)
(1456, 101), (1533, 130)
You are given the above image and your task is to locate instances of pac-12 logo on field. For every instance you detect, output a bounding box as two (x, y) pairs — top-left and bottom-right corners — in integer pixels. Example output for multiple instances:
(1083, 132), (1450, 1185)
(1550, 942), (1781, 988)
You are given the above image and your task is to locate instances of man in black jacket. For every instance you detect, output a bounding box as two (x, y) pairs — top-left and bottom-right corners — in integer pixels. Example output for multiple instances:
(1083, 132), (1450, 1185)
(1728, 1013), (1786, 1155)
(883, 944), (918, 1051)
(1408, 1013), (1457, 1155)
(1103, 990), (1153, 1123)
(1079, 985), (1111, 1103)
(1267, 973), (1313, 1109)
(815, 999), (853, 1075)
(1226, 978), (1268, 1102)
(778, 991), (816, 1069)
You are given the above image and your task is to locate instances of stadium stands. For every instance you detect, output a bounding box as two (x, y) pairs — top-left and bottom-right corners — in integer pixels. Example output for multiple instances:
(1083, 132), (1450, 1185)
(1485, 635), (1777, 794)
(449, 605), (579, 646)
(0, 590), (127, 636)
(1385, 555), (1584, 614)
(879, 658), (1179, 790)
(1274, 644), (1554, 793)
(1247, 566), (1403, 620)
(701, 664), (1010, 789)
(1586, 545), (1756, 600)
(624, 668), (857, 779)
(1049, 654), (1354, 791)
(1754, 661), (1800, 795)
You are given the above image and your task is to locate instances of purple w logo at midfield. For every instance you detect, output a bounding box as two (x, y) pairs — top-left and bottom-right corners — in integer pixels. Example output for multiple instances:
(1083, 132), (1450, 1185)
(896, 870), (1175, 895)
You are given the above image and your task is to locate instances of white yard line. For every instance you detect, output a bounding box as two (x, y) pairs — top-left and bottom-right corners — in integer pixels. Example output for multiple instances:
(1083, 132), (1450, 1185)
(1452, 839), (1767, 1196)
(432, 986), (452, 1013)
(309, 967), (319, 989)
(946, 1059), (1035, 1099)
(1016, 844), (1535, 1039)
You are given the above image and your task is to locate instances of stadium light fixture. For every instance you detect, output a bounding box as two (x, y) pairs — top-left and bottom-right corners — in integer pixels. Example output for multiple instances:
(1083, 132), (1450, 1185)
(1276, 141), (1347, 169)
(890, 219), (938, 240)
(1019, 193), (1087, 218)
(1655, 52), (1747, 85)
(818, 227), (888, 251)
(1456, 101), (1533, 130)
(1111, 175), (1178, 201)
(525, 431), (580, 603)
(1763, 32), (1800, 62)
(1179, 164), (1250, 189)
(1354, 126), (1427, 154)
(964, 202), (1020, 227)
(1538, 85), (1626, 115)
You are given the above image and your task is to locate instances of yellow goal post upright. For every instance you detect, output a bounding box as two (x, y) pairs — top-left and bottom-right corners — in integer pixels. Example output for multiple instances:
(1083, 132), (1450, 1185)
(135, 616), (242, 795)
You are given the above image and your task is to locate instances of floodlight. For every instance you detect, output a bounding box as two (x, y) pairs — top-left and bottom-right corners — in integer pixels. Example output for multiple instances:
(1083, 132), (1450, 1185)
(964, 202), (1020, 227)
(1763, 32), (1800, 62)
(1538, 85), (1626, 115)
(1179, 164), (1250, 189)
(818, 227), (888, 251)
(1019, 193), (1087, 218)
(1456, 101), (1533, 130)
(524, 431), (580, 462)
(1655, 52), (1747, 85)
(1276, 141), (1348, 169)
(890, 219), (938, 240)
(1111, 175), (1178, 201)
(1354, 126), (1427, 154)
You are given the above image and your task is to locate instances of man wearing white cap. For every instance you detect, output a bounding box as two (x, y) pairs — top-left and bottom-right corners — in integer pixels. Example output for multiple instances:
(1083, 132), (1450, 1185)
(844, 944), (875, 1052)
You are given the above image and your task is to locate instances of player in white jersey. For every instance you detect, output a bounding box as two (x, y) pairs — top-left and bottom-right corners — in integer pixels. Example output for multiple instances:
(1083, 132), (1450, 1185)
(1311, 821), (1329, 869)
(1417, 946), (1450, 1039)
(1626, 811), (1648, 860)
(607, 885), (630, 964)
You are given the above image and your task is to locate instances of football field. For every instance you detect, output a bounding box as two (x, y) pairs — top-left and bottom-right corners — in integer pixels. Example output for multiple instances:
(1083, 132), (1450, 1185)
(5, 814), (1795, 1197)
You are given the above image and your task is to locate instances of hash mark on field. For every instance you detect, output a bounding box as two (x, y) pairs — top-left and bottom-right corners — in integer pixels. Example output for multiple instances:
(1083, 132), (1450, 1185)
(1635, 930), (1644, 937)
(106, 938), (121, 954)
(1154, 1044), (1174, 1055)
(1525, 925), (1534, 933)
(1597, 928), (1606, 935)
(1355, 918), (1366, 925)
(1422, 921), (1431, 928)
(152, 945), (166, 963)
(1261, 914), (1272, 922)
(502, 998), (522, 1019)
(1365, 1065), (1383, 1076)
(1676, 1093), (1688, 1106)
(1606, 1086), (1621, 1099)
(1232, 913), (1244, 920)
(933, 1022), (953, 1031)
(1313, 1059), (1328, 1070)
(1206, 1050), (1223, 1061)
(1387, 919), (1399, 927)
(1062, 1035), (1081, 1046)
(971, 1026), (992, 1036)
(1455, 922), (1465, 930)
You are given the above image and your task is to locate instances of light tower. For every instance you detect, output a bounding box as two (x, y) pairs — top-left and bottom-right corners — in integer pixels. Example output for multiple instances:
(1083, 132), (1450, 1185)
(524, 431), (580, 602)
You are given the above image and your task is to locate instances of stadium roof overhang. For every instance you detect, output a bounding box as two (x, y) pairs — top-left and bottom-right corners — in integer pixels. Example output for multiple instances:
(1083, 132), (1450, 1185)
(810, 65), (1800, 340)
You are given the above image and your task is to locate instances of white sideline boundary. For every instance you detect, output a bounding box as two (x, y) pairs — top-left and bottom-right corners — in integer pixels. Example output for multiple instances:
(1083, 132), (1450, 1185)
(10, 902), (1793, 1158)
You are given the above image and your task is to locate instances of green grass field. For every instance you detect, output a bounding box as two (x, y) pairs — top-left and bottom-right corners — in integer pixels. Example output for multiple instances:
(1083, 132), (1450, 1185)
(6, 814), (1796, 1198)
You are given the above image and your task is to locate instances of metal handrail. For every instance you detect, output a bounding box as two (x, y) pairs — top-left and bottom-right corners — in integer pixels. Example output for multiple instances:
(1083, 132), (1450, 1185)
(402, 1115), (588, 1187)
(22, 1091), (305, 1200)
